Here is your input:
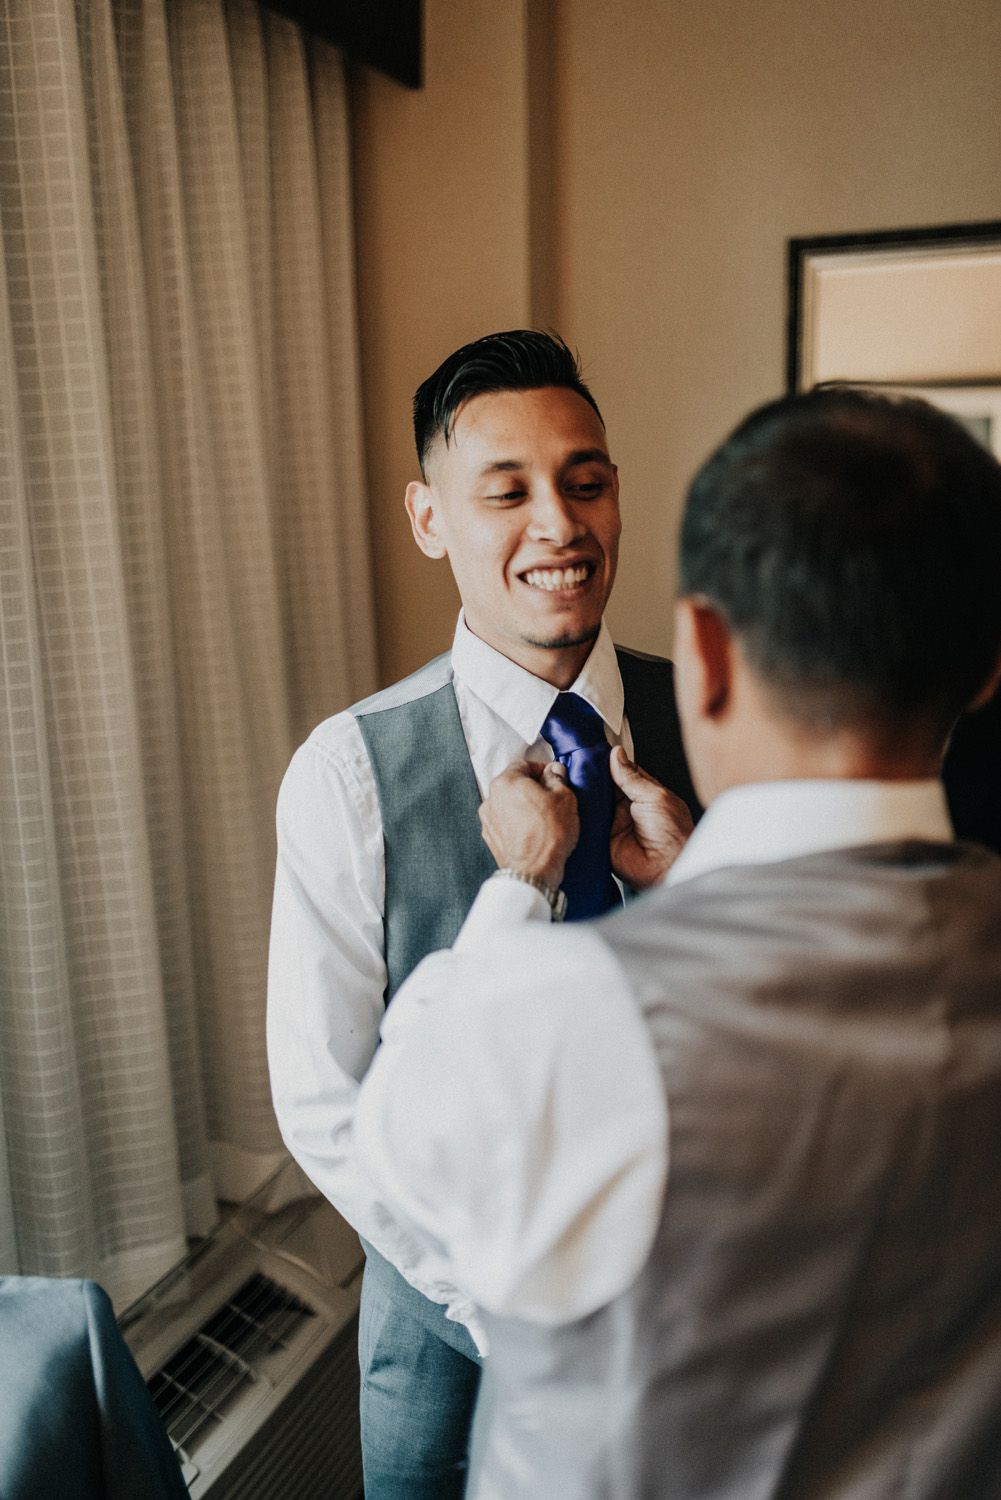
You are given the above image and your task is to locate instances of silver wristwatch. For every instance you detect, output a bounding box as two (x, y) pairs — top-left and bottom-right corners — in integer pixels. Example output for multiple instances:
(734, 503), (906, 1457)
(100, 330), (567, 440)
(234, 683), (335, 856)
(495, 867), (567, 922)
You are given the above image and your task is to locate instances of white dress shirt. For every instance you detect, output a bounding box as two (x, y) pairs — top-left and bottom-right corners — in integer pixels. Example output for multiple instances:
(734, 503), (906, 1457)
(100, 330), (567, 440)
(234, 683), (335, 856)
(266, 613), (631, 1336)
(354, 778), (954, 1326)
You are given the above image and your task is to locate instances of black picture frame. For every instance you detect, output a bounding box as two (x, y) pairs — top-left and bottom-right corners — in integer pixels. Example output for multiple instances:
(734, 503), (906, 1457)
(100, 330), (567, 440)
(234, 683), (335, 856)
(786, 221), (1001, 394)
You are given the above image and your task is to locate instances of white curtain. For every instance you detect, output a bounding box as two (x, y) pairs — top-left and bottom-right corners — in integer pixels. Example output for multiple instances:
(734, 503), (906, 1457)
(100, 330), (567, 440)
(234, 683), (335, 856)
(0, 0), (376, 1310)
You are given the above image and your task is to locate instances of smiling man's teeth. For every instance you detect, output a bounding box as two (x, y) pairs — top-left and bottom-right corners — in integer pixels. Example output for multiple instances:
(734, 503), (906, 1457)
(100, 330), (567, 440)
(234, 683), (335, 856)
(523, 564), (591, 591)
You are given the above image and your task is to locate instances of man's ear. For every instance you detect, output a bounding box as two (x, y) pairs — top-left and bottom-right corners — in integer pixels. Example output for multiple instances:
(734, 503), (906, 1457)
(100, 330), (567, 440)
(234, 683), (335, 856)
(405, 481), (448, 560)
(674, 596), (734, 721)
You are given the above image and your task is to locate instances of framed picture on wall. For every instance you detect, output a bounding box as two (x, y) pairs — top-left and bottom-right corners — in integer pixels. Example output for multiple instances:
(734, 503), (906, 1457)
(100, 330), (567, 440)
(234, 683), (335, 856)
(787, 221), (1001, 394)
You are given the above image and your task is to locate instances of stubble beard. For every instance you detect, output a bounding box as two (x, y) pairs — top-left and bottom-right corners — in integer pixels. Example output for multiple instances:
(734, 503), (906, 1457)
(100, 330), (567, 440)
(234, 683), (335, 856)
(519, 620), (602, 652)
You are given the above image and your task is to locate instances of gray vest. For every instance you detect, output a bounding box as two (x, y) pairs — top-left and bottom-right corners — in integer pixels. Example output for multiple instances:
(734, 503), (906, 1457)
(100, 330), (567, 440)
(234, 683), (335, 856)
(475, 841), (1001, 1500)
(353, 646), (696, 999)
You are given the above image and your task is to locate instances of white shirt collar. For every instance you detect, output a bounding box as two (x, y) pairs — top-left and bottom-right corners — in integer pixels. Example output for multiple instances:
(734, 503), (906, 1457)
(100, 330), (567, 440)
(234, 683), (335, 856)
(667, 778), (954, 888)
(450, 610), (624, 746)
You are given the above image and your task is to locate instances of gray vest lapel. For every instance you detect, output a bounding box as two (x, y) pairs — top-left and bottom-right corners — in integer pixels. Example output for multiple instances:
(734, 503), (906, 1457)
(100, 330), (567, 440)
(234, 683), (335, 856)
(356, 659), (496, 999)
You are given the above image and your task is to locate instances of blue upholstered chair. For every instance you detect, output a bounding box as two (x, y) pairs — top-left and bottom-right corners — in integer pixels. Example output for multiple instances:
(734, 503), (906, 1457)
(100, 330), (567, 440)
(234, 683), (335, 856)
(0, 1276), (188, 1500)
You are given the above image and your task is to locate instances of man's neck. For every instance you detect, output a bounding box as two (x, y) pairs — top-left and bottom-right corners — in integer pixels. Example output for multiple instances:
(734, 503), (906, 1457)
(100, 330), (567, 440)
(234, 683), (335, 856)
(704, 721), (944, 804)
(692, 656), (946, 805)
(463, 621), (598, 689)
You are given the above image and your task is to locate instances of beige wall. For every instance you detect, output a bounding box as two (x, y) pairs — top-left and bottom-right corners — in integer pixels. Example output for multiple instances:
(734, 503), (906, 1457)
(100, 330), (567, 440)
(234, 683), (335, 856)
(353, 0), (1001, 683)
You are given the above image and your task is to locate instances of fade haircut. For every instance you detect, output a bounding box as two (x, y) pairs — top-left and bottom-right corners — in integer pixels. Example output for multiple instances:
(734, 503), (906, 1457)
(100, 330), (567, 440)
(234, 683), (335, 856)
(680, 387), (1001, 738)
(413, 330), (604, 480)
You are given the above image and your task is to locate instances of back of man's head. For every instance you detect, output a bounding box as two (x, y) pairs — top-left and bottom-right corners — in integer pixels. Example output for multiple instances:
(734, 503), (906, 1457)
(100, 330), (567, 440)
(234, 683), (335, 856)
(413, 329), (603, 479)
(680, 387), (1001, 743)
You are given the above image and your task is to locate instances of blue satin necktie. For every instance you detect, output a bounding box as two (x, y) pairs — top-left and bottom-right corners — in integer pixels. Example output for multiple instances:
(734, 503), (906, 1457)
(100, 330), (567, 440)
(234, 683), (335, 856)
(540, 693), (621, 921)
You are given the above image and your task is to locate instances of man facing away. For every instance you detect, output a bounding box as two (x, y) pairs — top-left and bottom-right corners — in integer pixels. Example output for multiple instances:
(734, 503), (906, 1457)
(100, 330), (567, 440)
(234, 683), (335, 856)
(266, 331), (697, 1498)
(354, 387), (1001, 1499)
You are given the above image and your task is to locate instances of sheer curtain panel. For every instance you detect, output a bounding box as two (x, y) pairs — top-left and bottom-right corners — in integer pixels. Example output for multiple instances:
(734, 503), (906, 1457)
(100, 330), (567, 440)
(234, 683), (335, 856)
(0, 0), (376, 1310)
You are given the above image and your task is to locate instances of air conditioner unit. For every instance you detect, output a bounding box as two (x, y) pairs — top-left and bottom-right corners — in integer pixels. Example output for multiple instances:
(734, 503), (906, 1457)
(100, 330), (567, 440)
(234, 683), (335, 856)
(120, 1165), (365, 1500)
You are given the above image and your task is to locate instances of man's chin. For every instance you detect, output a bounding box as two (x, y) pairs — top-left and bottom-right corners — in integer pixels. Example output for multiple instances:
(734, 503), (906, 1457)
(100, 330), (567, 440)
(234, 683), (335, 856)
(520, 622), (602, 652)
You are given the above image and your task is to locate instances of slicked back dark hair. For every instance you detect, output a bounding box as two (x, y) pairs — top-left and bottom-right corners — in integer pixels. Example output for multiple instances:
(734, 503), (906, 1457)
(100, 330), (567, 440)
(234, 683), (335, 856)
(680, 387), (1001, 737)
(413, 330), (603, 479)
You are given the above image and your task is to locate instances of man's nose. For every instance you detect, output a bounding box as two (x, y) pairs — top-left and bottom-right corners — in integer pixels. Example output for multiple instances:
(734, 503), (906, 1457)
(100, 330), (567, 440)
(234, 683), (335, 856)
(525, 486), (587, 545)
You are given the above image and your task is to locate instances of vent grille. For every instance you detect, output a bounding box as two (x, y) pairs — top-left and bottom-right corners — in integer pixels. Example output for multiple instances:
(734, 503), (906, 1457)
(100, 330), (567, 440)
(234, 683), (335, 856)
(148, 1273), (316, 1455)
(203, 1312), (363, 1500)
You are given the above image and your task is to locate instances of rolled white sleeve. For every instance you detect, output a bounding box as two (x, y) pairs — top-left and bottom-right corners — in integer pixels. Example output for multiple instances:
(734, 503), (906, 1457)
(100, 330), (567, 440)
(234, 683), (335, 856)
(355, 923), (669, 1325)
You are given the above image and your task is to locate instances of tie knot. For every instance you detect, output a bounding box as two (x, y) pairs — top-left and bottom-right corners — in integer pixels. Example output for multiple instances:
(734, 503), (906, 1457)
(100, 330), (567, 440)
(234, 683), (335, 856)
(541, 693), (607, 757)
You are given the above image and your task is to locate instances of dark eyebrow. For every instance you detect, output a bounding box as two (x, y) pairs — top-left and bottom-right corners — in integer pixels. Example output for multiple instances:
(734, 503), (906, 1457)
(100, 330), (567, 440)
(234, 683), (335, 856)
(476, 459), (525, 477)
(565, 448), (613, 468)
(475, 449), (613, 479)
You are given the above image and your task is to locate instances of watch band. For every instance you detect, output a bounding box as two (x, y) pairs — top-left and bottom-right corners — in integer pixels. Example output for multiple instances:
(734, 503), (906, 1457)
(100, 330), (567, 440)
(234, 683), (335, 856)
(494, 867), (567, 922)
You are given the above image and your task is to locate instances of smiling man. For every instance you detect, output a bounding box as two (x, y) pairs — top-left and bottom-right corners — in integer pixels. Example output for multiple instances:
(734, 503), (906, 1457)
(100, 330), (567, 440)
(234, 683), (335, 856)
(266, 331), (698, 1500)
(406, 381), (620, 679)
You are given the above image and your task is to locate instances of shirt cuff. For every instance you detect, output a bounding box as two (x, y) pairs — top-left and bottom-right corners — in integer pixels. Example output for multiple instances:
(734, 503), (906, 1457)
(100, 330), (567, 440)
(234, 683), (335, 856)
(453, 870), (552, 952)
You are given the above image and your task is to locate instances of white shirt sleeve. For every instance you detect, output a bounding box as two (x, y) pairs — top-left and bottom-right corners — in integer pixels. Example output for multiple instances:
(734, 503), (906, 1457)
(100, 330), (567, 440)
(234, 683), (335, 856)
(265, 717), (474, 1317)
(354, 921), (669, 1325)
